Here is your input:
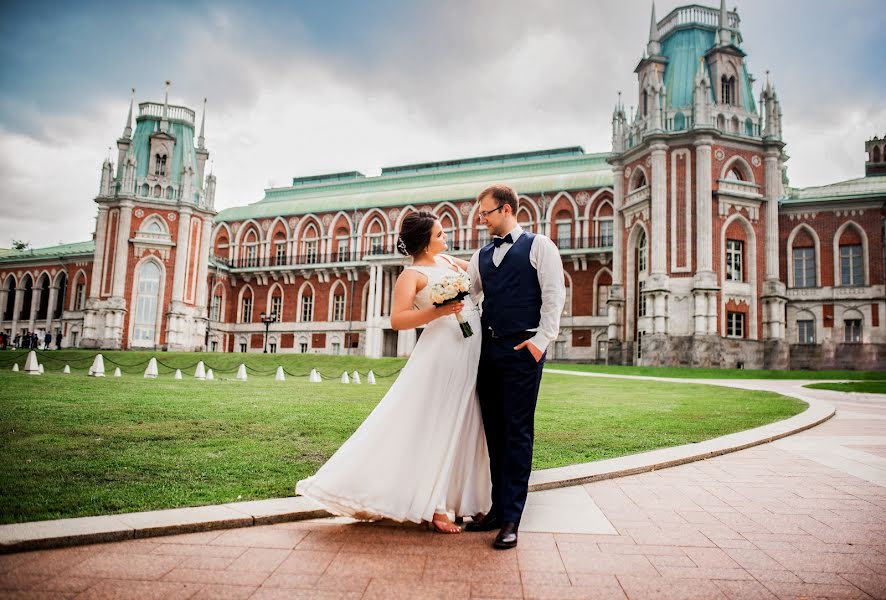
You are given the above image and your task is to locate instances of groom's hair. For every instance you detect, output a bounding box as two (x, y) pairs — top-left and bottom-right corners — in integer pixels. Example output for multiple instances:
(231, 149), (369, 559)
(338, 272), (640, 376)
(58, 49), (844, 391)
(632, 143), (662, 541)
(477, 184), (518, 214)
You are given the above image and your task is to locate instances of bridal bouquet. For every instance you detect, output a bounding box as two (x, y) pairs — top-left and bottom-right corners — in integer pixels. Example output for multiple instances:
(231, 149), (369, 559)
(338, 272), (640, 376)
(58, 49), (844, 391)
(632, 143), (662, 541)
(430, 272), (474, 338)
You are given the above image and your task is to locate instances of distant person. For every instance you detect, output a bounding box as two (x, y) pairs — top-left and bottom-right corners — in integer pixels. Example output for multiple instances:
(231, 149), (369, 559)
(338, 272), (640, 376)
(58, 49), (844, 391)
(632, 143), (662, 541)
(44, 332), (52, 350)
(55, 331), (63, 349)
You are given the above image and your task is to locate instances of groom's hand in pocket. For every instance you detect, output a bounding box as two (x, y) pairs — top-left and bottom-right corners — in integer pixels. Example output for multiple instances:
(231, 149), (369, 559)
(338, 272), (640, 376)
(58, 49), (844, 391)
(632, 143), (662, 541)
(514, 340), (543, 362)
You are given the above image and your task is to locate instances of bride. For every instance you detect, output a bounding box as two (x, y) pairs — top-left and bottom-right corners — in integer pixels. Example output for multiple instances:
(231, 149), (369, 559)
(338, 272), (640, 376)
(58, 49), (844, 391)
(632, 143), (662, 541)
(295, 211), (491, 533)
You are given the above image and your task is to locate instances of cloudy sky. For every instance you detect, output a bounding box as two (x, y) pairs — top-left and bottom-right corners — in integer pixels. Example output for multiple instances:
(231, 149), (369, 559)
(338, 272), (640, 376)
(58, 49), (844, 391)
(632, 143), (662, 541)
(1, 0), (883, 249)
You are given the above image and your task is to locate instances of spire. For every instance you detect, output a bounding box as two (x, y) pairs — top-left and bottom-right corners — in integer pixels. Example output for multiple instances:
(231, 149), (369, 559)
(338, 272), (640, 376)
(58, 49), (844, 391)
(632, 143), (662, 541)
(198, 98), (206, 150)
(123, 88), (135, 139)
(718, 0), (731, 45)
(646, 2), (661, 56)
(160, 80), (170, 133)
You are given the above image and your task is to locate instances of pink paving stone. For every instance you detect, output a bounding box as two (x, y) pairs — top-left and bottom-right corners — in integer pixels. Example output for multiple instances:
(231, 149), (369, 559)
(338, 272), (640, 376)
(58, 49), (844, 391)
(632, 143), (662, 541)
(712, 578), (779, 599)
(313, 574), (371, 592)
(73, 578), (202, 599)
(323, 552), (426, 580)
(176, 555), (237, 571)
(150, 543), (246, 558)
(163, 567), (268, 587)
(654, 566), (754, 581)
(273, 550), (337, 575)
(259, 572), (320, 589)
(61, 552), (181, 580)
(646, 555), (696, 568)
(362, 579), (471, 599)
(516, 549), (566, 572)
(559, 550), (658, 576)
(597, 544), (686, 556)
(190, 583), (257, 600)
(840, 571), (886, 599)
(224, 548), (291, 574)
(722, 548), (785, 571)
(764, 549), (878, 574)
(681, 547), (741, 568)
(470, 581), (524, 598)
(522, 583), (627, 600)
(208, 527), (307, 549)
(520, 570), (572, 586)
(761, 581), (874, 600)
(616, 574), (728, 599)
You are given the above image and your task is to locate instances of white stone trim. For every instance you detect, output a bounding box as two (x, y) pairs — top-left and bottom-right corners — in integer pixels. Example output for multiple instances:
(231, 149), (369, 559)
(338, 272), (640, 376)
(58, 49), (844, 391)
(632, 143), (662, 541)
(127, 256), (167, 349)
(832, 220), (870, 287)
(785, 223), (822, 288)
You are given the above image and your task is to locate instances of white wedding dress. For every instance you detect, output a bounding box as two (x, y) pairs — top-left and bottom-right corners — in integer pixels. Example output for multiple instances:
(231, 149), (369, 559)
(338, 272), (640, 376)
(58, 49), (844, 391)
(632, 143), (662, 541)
(295, 256), (491, 523)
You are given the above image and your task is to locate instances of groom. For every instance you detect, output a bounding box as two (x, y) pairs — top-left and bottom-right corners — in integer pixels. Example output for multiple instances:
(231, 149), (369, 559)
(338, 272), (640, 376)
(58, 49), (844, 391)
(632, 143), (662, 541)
(466, 184), (566, 549)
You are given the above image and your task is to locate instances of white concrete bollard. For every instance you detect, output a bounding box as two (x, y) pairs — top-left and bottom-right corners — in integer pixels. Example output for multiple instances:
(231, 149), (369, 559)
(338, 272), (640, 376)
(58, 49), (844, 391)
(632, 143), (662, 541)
(144, 357), (158, 379)
(194, 361), (206, 380)
(236, 364), (247, 381)
(12, 363), (19, 372)
(275, 366), (285, 381)
(351, 370), (361, 384)
(340, 371), (350, 384)
(367, 370), (376, 385)
(113, 367), (122, 378)
(174, 369), (182, 380)
(88, 365), (94, 376)
(206, 368), (214, 381)
(24, 351), (39, 375)
(63, 365), (70, 374)
(90, 354), (105, 377)
(38, 364), (44, 374)
(309, 369), (321, 383)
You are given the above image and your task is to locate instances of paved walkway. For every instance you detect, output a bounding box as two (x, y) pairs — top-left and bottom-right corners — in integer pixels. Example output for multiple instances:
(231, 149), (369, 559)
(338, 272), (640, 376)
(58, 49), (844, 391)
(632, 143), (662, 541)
(1, 379), (885, 599)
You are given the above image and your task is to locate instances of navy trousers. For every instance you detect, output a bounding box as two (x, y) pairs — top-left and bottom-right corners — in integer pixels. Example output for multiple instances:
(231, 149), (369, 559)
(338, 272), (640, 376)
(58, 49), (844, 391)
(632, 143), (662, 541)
(477, 332), (546, 524)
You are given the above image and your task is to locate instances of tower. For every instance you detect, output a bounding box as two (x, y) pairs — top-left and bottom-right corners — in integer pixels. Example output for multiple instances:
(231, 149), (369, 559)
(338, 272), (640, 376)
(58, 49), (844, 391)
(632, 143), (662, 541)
(607, 1), (788, 368)
(81, 84), (218, 350)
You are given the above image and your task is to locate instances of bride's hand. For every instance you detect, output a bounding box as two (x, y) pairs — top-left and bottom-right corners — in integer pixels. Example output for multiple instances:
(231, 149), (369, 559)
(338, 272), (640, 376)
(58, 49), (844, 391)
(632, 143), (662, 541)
(433, 301), (464, 319)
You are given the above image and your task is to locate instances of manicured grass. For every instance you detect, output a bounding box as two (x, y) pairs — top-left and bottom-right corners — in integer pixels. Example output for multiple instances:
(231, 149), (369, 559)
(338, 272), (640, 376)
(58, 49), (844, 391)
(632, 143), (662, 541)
(548, 362), (886, 381)
(0, 352), (805, 524)
(805, 382), (886, 394)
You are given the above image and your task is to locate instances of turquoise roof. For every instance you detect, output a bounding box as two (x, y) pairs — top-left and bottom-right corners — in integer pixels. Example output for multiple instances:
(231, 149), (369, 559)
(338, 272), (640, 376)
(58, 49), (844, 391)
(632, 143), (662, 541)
(660, 25), (755, 113)
(0, 240), (95, 265)
(127, 116), (198, 190)
(782, 175), (886, 205)
(216, 148), (613, 222)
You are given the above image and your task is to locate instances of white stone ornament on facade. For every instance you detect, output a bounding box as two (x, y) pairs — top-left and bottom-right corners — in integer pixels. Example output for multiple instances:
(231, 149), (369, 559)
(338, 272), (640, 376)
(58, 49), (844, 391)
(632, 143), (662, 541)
(751, 155), (762, 167)
(322, 214), (333, 226)
(645, 156), (652, 167)
(388, 208), (400, 221)
(624, 167), (632, 179)
(288, 217), (298, 229)
(460, 202), (472, 215)
(134, 208), (144, 218)
(715, 149), (726, 161)
(262, 219), (271, 231)
(167, 212), (177, 221)
(576, 191), (590, 206)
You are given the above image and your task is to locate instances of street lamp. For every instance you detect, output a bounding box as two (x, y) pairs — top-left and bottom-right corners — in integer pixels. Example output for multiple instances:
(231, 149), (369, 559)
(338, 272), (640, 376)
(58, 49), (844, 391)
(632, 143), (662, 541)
(260, 311), (274, 353)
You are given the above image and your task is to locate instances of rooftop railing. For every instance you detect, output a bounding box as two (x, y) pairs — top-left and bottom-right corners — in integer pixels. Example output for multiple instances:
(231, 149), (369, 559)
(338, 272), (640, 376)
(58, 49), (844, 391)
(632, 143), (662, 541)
(138, 102), (196, 126)
(657, 5), (739, 39)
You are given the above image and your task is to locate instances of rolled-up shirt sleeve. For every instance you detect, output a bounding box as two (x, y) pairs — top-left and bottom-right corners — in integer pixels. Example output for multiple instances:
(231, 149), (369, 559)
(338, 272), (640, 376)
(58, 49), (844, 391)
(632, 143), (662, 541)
(467, 251), (483, 308)
(529, 235), (566, 354)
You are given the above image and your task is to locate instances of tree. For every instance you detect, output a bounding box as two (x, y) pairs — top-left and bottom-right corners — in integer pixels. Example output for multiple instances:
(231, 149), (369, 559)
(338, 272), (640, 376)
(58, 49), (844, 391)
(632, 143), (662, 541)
(11, 240), (30, 250)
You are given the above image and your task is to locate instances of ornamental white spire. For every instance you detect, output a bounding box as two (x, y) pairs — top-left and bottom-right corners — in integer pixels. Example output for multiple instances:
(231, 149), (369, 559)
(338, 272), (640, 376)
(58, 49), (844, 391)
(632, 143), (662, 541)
(718, 0), (730, 46)
(123, 88), (134, 139)
(646, 2), (661, 57)
(198, 98), (207, 150)
(161, 80), (170, 133)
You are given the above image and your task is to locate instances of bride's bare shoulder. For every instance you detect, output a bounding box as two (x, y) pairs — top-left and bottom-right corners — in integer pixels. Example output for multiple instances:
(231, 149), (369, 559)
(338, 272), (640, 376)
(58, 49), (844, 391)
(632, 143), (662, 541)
(439, 254), (469, 271)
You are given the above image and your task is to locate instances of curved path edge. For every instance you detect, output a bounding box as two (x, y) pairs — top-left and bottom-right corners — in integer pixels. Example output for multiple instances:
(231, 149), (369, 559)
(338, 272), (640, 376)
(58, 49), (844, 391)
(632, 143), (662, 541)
(0, 372), (835, 554)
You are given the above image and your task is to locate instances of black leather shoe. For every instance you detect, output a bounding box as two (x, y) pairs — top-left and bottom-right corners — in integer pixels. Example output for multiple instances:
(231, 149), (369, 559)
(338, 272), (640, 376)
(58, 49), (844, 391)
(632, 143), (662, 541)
(464, 513), (501, 532)
(493, 522), (518, 549)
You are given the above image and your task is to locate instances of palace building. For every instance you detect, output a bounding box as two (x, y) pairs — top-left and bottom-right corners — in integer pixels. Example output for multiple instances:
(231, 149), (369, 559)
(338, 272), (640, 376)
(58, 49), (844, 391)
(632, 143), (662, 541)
(1, 2), (884, 369)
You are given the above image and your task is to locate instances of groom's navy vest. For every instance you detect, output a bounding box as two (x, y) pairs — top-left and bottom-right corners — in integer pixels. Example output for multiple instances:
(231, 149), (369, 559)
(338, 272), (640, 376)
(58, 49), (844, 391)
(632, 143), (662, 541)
(479, 232), (542, 337)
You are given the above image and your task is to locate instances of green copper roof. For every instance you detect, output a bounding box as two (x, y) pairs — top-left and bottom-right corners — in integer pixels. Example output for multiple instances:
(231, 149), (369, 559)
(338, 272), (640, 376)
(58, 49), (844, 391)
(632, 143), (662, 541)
(128, 117), (198, 191)
(0, 240), (95, 265)
(660, 26), (755, 113)
(782, 175), (886, 205)
(217, 148), (613, 222)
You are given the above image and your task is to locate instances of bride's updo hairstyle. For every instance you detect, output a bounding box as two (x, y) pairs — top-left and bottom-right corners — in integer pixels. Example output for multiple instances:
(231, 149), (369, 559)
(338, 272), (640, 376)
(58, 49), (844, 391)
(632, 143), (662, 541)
(397, 211), (437, 256)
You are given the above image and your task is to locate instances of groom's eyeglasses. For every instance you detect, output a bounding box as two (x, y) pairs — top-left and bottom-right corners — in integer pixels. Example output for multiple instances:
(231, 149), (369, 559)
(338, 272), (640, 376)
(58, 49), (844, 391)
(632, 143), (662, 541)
(478, 205), (505, 219)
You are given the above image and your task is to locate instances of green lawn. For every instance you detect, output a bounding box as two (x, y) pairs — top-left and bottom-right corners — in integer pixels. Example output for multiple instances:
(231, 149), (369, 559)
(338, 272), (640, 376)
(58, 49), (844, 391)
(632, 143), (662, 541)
(805, 382), (886, 394)
(548, 362), (886, 381)
(0, 351), (806, 524)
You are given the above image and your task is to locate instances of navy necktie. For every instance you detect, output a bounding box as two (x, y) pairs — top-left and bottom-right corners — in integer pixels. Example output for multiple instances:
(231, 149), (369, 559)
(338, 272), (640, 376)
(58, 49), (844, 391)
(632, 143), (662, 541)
(493, 234), (513, 248)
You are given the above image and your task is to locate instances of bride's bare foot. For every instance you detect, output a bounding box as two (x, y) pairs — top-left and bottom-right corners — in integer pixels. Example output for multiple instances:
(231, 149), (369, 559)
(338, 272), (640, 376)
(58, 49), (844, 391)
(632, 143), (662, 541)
(427, 513), (461, 534)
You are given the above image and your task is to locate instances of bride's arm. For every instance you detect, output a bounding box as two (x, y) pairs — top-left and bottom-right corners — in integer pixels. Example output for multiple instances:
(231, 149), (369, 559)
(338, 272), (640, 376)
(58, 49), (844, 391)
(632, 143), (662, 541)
(390, 270), (463, 331)
(441, 254), (470, 271)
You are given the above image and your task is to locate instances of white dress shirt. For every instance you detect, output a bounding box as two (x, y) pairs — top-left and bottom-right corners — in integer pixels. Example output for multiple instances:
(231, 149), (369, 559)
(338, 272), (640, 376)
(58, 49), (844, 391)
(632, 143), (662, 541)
(467, 225), (566, 354)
